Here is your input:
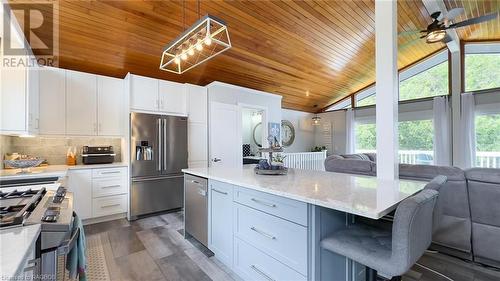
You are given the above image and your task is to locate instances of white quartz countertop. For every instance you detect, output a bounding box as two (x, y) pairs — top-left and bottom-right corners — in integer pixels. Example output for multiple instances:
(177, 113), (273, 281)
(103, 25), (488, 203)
(0, 162), (128, 180)
(182, 166), (427, 219)
(0, 224), (41, 280)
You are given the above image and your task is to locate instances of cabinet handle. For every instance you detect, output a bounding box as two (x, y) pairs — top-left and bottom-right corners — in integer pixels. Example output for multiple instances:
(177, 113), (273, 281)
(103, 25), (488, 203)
(101, 171), (120, 175)
(101, 203), (120, 208)
(251, 198), (276, 208)
(250, 265), (275, 281)
(101, 185), (121, 189)
(212, 188), (228, 195)
(35, 118), (39, 129)
(250, 226), (276, 240)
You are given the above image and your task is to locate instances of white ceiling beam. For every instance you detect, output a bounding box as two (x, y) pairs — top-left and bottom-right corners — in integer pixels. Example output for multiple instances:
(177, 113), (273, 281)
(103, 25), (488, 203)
(421, 0), (460, 53)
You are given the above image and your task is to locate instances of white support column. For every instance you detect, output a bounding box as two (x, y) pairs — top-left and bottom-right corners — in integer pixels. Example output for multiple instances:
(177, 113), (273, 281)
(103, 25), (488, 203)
(375, 0), (399, 180)
(450, 49), (462, 167)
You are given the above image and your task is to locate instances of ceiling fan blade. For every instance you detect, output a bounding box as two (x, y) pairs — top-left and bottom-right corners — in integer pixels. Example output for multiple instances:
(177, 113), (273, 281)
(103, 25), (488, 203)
(430, 11), (441, 20)
(448, 12), (498, 29)
(443, 8), (465, 21)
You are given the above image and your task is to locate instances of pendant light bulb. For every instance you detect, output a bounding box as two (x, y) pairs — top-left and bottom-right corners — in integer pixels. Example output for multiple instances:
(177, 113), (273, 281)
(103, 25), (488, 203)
(188, 48), (194, 56)
(195, 42), (203, 51)
(181, 52), (188, 60)
(204, 36), (212, 46)
(174, 57), (180, 64)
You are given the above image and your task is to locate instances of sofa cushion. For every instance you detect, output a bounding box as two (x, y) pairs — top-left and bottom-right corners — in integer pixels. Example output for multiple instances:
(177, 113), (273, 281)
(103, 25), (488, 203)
(399, 164), (466, 181)
(341, 153), (371, 161)
(465, 168), (500, 184)
(324, 156), (375, 176)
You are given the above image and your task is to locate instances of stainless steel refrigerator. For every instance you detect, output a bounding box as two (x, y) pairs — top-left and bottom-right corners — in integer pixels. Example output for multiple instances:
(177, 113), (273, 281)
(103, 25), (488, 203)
(130, 112), (188, 220)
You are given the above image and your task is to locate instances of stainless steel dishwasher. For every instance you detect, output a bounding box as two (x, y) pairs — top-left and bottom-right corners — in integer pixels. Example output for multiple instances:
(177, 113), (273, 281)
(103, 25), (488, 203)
(184, 174), (208, 246)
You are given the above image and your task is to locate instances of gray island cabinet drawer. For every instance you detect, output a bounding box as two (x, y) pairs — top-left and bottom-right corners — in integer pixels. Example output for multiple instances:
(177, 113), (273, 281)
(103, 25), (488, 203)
(235, 204), (308, 275)
(234, 238), (306, 281)
(234, 186), (308, 226)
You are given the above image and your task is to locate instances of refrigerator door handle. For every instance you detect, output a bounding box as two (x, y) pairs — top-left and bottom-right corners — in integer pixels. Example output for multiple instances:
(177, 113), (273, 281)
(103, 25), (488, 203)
(157, 118), (162, 171)
(163, 118), (167, 171)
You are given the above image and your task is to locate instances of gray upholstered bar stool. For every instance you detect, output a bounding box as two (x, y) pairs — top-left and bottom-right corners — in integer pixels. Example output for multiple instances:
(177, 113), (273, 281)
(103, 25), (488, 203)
(320, 176), (447, 281)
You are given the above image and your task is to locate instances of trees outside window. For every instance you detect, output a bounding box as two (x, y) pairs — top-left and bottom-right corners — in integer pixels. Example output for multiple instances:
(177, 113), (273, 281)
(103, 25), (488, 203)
(355, 119), (434, 164)
(465, 54), (500, 92)
(475, 114), (500, 168)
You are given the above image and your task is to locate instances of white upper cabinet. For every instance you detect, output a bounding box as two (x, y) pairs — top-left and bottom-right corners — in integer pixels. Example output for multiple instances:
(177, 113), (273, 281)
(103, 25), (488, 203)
(186, 84), (207, 124)
(66, 70), (97, 135)
(0, 59), (26, 132)
(130, 74), (159, 111)
(39, 67), (66, 135)
(159, 80), (186, 115)
(0, 12), (39, 135)
(97, 75), (124, 136)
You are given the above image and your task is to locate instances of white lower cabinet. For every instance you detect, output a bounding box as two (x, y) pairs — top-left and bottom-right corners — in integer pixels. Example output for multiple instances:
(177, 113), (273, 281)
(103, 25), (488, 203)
(208, 181), (309, 280)
(68, 166), (128, 220)
(92, 194), (127, 218)
(68, 169), (93, 219)
(209, 180), (234, 267)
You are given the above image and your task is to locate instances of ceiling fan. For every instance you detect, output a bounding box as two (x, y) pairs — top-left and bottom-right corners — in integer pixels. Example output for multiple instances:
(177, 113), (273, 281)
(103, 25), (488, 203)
(403, 8), (498, 44)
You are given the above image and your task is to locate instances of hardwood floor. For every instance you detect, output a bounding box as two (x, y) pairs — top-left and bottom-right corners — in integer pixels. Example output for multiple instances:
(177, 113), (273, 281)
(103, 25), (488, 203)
(83, 212), (500, 281)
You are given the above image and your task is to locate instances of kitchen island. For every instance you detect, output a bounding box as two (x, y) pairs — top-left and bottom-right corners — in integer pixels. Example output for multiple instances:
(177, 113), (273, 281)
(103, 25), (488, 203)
(182, 166), (426, 281)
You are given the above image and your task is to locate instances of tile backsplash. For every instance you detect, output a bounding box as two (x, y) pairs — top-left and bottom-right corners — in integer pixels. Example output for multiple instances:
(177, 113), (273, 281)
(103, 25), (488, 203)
(1, 136), (122, 166)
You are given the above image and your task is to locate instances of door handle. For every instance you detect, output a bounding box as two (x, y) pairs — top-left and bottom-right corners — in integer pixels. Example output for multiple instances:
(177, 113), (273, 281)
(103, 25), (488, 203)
(212, 158), (221, 162)
(158, 119), (162, 171)
(163, 118), (167, 170)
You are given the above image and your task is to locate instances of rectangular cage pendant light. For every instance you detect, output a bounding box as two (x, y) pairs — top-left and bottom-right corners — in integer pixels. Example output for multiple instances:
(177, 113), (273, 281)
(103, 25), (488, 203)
(160, 15), (231, 74)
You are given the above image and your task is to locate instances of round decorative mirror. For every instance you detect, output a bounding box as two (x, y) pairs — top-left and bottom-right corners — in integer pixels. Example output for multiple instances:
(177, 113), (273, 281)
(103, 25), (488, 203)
(281, 120), (295, 147)
(253, 122), (262, 147)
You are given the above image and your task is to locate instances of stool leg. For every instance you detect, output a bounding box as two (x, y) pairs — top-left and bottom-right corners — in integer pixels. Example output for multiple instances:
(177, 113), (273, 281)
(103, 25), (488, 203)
(365, 267), (377, 281)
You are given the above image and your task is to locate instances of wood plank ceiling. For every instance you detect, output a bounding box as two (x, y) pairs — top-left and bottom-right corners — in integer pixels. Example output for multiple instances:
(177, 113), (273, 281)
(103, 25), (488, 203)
(13, 0), (499, 112)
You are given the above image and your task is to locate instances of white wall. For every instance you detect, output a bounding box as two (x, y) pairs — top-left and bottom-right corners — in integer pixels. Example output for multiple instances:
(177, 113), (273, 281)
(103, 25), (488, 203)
(281, 109), (315, 153)
(207, 82), (282, 126)
(314, 110), (347, 155)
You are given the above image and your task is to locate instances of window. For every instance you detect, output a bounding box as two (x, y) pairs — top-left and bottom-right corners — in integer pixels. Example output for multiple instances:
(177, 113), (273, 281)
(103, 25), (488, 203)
(354, 119), (434, 165)
(326, 97), (351, 111)
(352, 50), (448, 107)
(399, 61), (448, 101)
(475, 113), (500, 168)
(465, 53), (500, 92)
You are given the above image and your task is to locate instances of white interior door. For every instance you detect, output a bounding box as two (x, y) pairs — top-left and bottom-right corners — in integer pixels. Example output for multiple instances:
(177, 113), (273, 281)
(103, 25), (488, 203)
(209, 102), (240, 168)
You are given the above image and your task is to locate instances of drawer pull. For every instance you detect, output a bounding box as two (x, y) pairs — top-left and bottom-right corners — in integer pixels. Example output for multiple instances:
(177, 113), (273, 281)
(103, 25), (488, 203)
(212, 188), (228, 195)
(251, 198), (276, 208)
(250, 226), (276, 240)
(101, 203), (121, 208)
(101, 184), (121, 189)
(191, 180), (200, 184)
(101, 171), (121, 175)
(250, 265), (275, 281)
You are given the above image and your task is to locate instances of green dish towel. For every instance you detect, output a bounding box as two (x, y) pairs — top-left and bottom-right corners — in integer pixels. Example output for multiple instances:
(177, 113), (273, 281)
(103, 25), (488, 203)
(66, 213), (87, 281)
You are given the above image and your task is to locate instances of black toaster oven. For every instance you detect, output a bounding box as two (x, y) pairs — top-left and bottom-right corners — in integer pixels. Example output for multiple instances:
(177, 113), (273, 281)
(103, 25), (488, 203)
(82, 146), (115, 164)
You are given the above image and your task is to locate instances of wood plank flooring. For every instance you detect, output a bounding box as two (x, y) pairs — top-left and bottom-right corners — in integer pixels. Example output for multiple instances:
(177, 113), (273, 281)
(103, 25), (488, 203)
(84, 212), (500, 281)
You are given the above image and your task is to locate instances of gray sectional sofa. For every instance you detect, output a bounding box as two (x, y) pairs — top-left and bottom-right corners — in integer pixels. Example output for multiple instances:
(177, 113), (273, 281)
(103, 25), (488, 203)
(324, 154), (500, 268)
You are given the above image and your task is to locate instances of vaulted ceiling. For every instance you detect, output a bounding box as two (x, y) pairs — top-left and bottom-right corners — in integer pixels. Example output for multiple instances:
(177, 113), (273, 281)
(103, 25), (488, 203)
(14, 0), (500, 112)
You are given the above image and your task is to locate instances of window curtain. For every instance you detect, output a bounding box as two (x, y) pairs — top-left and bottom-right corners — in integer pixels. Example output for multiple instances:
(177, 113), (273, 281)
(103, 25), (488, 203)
(461, 93), (476, 168)
(433, 96), (451, 166)
(345, 109), (355, 154)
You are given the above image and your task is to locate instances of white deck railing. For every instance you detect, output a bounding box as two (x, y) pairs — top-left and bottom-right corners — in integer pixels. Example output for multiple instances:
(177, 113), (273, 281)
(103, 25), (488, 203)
(357, 149), (500, 168)
(283, 150), (327, 171)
